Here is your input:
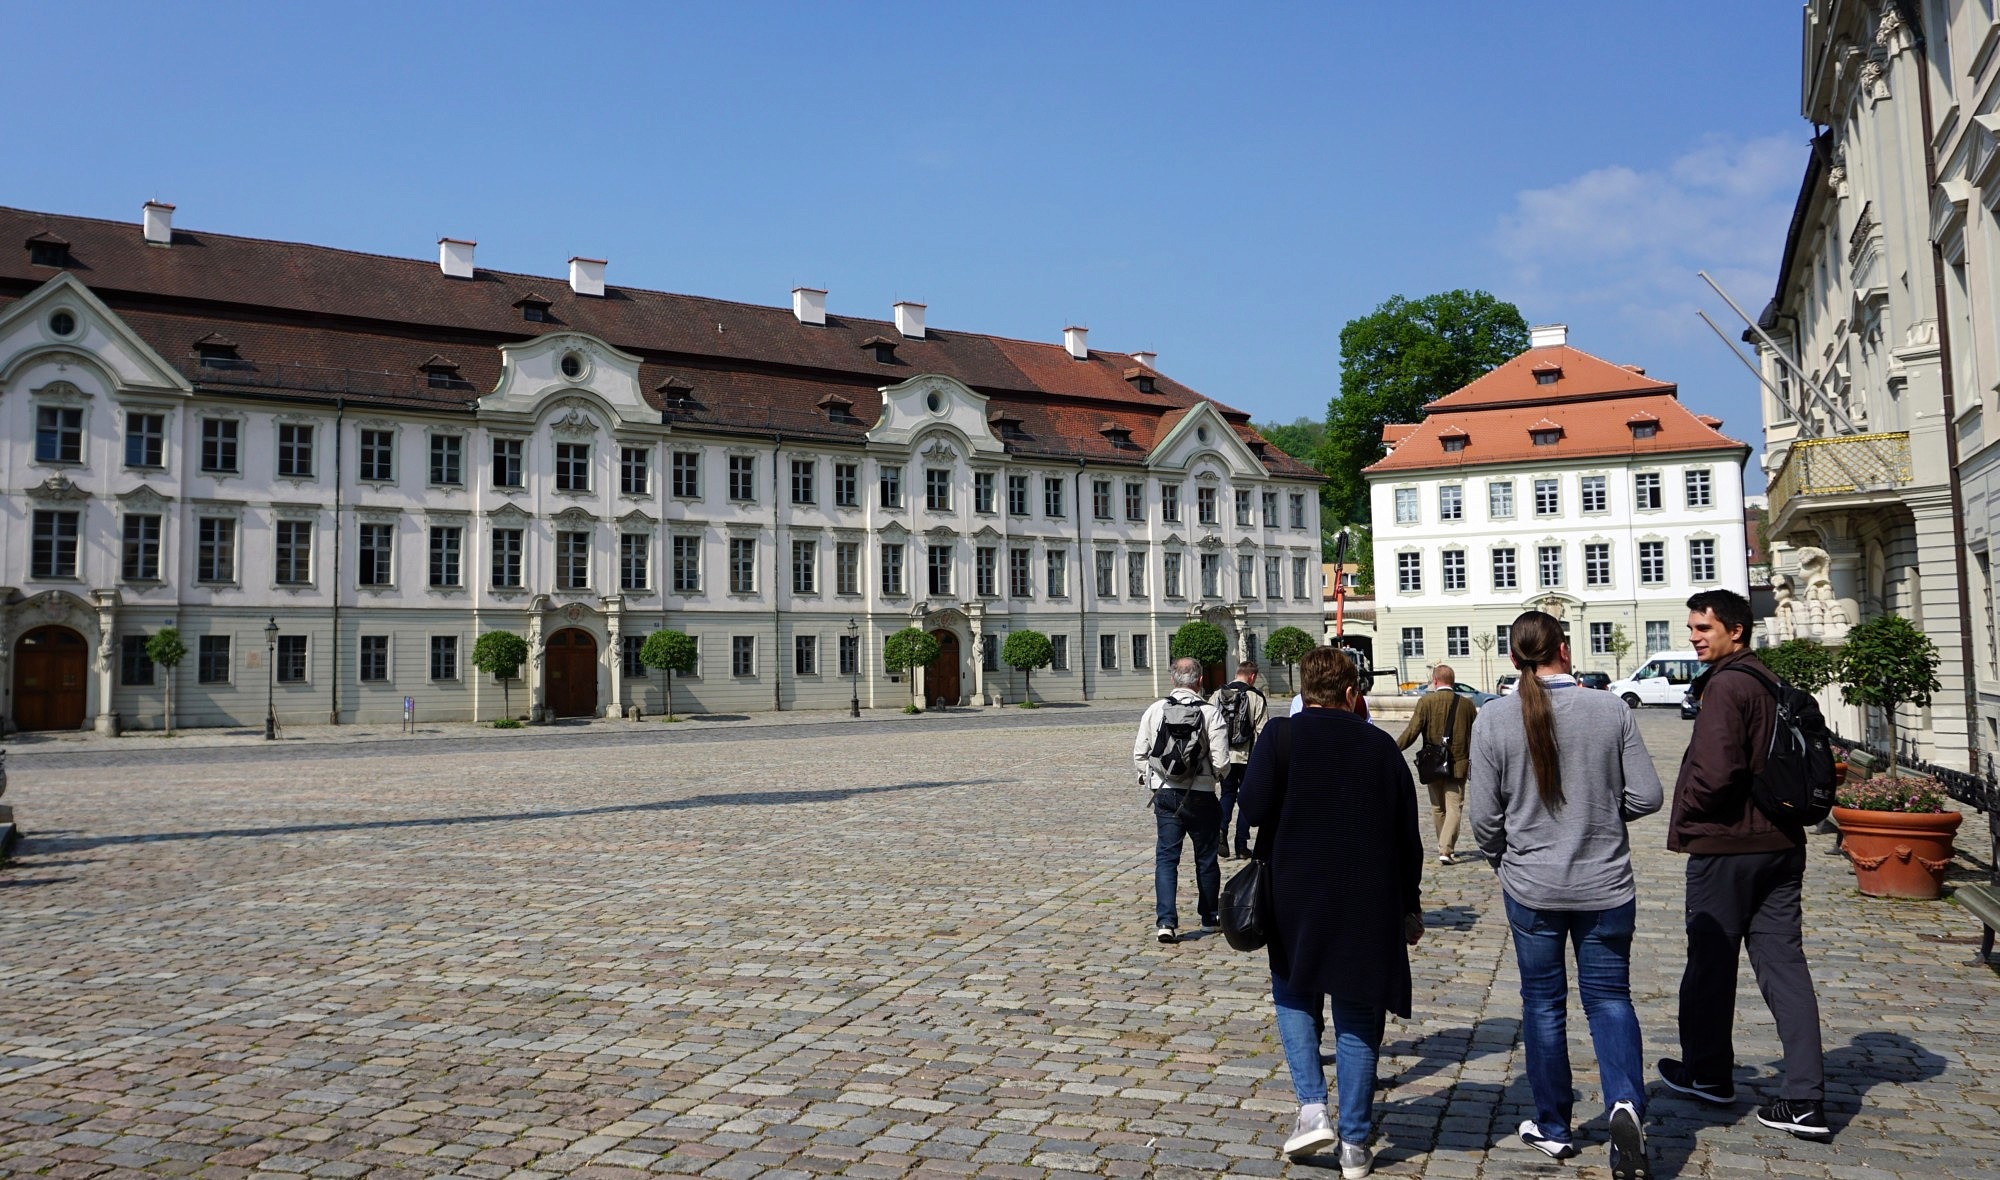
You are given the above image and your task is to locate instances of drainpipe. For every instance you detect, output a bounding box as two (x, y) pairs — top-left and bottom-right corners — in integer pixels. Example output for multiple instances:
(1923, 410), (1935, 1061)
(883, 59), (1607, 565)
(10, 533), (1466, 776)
(772, 434), (784, 713)
(1075, 462), (1089, 701)
(329, 397), (345, 724)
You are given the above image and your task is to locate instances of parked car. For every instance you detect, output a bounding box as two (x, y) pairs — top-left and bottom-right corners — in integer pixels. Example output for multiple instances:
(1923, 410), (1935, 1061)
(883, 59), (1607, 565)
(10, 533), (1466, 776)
(1402, 682), (1499, 706)
(1576, 671), (1612, 691)
(1607, 651), (1704, 708)
(1680, 688), (1701, 720)
(1495, 674), (1519, 696)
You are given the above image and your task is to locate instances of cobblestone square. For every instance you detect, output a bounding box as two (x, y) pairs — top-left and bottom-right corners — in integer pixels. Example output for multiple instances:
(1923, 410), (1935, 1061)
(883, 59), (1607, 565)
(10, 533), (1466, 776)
(3, 711), (1997, 1179)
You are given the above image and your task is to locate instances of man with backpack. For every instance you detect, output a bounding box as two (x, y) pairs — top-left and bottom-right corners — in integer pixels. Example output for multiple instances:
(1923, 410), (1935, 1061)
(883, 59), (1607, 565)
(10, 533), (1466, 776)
(1397, 665), (1477, 865)
(1133, 657), (1231, 944)
(1211, 660), (1270, 860)
(1659, 589), (1829, 1139)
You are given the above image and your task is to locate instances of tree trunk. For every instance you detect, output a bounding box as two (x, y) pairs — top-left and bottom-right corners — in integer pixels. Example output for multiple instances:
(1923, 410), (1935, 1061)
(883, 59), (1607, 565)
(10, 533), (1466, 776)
(1023, 668), (1032, 705)
(501, 677), (511, 722)
(1885, 709), (1899, 780)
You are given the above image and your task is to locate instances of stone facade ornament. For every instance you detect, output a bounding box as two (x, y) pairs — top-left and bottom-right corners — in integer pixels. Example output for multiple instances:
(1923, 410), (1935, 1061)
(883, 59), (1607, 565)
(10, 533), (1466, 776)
(550, 401), (599, 437)
(1770, 573), (1798, 641)
(26, 474), (89, 502)
(919, 439), (959, 461)
(1859, 60), (1888, 101)
(1793, 547), (1853, 641)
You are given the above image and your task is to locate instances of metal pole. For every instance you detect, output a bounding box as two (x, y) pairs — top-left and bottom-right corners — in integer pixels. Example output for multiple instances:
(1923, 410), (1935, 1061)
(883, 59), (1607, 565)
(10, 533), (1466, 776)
(264, 618), (277, 740)
(848, 618), (860, 718)
(1697, 270), (1860, 434)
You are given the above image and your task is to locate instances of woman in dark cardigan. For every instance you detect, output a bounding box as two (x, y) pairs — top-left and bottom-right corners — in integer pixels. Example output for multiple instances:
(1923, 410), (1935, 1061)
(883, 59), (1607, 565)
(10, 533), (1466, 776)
(1239, 646), (1425, 1176)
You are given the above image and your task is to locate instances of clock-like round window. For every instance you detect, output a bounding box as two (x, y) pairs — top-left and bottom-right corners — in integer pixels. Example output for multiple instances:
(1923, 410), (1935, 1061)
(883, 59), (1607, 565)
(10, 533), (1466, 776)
(926, 391), (943, 413)
(1197, 425), (1211, 443)
(48, 310), (77, 338)
(560, 352), (584, 380)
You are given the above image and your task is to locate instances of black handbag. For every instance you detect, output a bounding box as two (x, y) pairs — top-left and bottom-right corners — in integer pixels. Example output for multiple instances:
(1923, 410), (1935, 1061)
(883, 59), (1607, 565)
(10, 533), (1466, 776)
(1220, 717), (1290, 952)
(1414, 693), (1461, 784)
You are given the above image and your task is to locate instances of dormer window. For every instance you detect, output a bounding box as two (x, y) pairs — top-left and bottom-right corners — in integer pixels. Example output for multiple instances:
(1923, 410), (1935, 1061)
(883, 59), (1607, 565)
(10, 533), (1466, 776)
(656, 376), (699, 417)
(193, 334), (249, 370)
(1441, 436), (1468, 453)
(990, 411), (1028, 442)
(1528, 419), (1563, 447)
(515, 294), (554, 323)
(1123, 366), (1158, 394)
(27, 233), (69, 268)
(421, 356), (472, 391)
(1099, 422), (1137, 450)
(818, 393), (860, 425)
(860, 335), (898, 364)
(1627, 411), (1660, 440)
(1532, 361), (1562, 386)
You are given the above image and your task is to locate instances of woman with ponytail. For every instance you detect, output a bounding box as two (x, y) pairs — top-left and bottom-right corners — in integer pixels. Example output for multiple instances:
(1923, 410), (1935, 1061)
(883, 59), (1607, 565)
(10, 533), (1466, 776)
(1467, 611), (1664, 1179)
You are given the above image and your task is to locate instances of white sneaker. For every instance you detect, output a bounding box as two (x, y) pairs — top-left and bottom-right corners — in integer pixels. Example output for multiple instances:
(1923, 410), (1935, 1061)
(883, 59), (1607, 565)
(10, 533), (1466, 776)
(1155, 925), (1176, 944)
(1283, 1103), (1337, 1159)
(1339, 1140), (1374, 1179)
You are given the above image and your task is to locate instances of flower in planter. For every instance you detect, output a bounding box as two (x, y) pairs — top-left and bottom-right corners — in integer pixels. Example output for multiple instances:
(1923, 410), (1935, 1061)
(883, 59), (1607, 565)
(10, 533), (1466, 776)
(1835, 773), (1950, 814)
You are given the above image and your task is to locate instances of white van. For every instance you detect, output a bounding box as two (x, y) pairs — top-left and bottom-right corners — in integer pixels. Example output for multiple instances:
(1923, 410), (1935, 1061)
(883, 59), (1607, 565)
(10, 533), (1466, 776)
(1608, 651), (1704, 707)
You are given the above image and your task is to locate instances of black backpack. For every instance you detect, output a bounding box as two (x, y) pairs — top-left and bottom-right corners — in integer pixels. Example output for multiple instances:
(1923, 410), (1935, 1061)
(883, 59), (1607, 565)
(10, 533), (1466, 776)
(1718, 664), (1838, 826)
(1217, 683), (1261, 750)
(1414, 692), (1462, 784)
(1148, 696), (1214, 783)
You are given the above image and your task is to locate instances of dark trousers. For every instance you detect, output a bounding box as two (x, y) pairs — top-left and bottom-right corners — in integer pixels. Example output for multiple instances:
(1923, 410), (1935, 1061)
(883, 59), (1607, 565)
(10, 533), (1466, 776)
(1678, 847), (1824, 1101)
(1216, 763), (1252, 853)
(1153, 788), (1220, 929)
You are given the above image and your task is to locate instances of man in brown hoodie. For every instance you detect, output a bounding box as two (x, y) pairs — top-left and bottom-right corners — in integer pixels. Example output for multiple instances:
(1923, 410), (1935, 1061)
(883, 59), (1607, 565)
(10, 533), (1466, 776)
(1657, 589), (1828, 1139)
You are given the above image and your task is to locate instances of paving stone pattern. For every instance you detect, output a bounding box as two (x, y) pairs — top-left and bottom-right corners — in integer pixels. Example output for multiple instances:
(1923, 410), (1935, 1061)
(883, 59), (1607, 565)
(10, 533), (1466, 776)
(2, 712), (1996, 1179)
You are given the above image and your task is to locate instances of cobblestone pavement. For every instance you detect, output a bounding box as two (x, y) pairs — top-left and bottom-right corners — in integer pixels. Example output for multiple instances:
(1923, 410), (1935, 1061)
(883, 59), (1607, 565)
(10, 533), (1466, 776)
(3, 711), (1996, 1179)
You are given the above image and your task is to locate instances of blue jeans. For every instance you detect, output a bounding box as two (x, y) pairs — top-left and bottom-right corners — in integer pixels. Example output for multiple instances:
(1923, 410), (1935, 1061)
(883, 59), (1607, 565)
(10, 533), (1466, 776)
(1502, 893), (1645, 1142)
(1217, 764), (1251, 852)
(1272, 974), (1385, 1146)
(1153, 788), (1220, 929)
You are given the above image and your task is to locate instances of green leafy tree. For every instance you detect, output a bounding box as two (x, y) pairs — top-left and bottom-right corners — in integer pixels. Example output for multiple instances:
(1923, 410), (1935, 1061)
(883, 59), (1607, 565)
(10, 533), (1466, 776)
(1837, 615), (1942, 780)
(1001, 630), (1053, 706)
(1320, 291), (1529, 527)
(471, 631), (530, 722)
(1606, 624), (1634, 678)
(1761, 638), (1839, 695)
(883, 627), (941, 710)
(1265, 626), (1318, 693)
(1170, 620), (1229, 671)
(639, 630), (699, 720)
(144, 628), (187, 736)
(1253, 417), (1326, 463)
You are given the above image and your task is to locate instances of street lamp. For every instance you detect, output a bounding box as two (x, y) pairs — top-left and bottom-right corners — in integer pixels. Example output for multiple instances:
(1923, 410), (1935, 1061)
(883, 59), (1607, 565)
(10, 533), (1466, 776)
(263, 616), (279, 741)
(846, 617), (860, 718)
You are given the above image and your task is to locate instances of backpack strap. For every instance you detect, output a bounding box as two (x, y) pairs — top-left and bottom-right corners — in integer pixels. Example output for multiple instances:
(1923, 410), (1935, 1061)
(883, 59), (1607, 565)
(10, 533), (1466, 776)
(1715, 662), (1783, 697)
(1442, 691), (1461, 740)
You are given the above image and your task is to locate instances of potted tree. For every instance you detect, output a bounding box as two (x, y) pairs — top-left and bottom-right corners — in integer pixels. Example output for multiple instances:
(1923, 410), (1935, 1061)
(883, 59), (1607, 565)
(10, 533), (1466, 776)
(1264, 626), (1318, 696)
(1170, 620), (1229, 688)
(145, 628), (187, 736)
(1830, 615), (1958, 899)
(883, 627), (940, 713)
(639, 629), (698, 721)
(1002, 630), (1052, 707)
(470, 631), (530, 727)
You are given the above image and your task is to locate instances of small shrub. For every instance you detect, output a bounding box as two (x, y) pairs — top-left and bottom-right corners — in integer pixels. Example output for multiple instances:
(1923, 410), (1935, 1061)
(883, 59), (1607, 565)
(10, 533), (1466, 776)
(1837, 773), (1950, 813)
(902, 703), (921, 714)
(1018, 700), (1040, 709)
(491, 718), (524, 730)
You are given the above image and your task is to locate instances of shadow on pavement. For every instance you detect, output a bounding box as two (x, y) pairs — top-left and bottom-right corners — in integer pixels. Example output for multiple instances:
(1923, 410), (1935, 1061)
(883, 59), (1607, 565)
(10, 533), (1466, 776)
(1375, 1016), (1521, 1088)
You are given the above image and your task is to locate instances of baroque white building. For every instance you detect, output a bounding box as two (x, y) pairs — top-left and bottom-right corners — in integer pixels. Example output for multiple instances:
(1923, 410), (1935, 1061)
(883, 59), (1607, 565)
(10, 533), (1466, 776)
(0, 203), (1325, 731)
(1367, 326), (1751, 691)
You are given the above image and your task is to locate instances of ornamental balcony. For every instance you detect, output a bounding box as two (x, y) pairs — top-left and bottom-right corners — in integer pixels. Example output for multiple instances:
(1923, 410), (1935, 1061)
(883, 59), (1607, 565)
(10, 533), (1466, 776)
(1766, 431), (1912, 527)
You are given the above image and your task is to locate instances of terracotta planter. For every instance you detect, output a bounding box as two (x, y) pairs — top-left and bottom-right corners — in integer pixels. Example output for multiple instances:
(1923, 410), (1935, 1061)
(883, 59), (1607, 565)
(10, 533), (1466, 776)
(1832, 806), (1963, 900)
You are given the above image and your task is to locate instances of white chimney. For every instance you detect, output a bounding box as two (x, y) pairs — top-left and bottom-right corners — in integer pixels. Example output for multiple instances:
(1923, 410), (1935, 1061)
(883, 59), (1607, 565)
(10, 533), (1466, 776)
(793, 287), (828, 326)
(142, 201), (175, 246)
(1529, 323), (1569, 349)
(569, 257), (607, 297)
(1132, 350), (1157, 369)
(1064, 325), (1089, 360)
(893, 301), (926, 338)
(439, 237), (476, 279)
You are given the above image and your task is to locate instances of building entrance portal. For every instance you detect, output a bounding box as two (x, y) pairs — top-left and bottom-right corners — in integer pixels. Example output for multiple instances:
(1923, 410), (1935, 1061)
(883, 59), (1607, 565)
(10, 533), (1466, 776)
(926, 630), (961, 706)
(544, 628), (600, 718)
(13, 625), (89, 731)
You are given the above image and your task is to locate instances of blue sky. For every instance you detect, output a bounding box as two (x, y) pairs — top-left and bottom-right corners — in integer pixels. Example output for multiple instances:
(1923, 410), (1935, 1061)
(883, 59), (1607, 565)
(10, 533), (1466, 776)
(8, 2), (1803, 484)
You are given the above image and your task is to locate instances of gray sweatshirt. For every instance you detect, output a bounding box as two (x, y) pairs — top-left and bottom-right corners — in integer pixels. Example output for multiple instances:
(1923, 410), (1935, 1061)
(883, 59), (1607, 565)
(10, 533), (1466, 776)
(1465, 677), (1664, 910)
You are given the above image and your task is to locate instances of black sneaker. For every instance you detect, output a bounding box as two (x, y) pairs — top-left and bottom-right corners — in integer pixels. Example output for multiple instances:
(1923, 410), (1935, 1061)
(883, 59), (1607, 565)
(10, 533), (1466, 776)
(1517, 1120), (1578, 1160)
(1756, 1099), (1831, 1137)
(1608, 1101), (1649, 1179)
(1656, 1058), (1735, 1106)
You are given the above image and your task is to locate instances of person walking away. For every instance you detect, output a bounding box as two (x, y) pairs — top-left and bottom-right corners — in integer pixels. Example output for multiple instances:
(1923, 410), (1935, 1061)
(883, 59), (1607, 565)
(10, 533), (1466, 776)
(1397, 664), (1478, 865)
(1466, 611), (1663, 1178)
(1132, 657), (1230, 944)
(1238, 647), (1423, 1177)
(1659, 589), (1829, 1137)
(1211, 660), (1269, 860)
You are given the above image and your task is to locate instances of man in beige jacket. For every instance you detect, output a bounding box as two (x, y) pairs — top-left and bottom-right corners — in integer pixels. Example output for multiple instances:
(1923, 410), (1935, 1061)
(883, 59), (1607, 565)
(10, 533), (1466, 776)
(1397, 664), (1478, 864)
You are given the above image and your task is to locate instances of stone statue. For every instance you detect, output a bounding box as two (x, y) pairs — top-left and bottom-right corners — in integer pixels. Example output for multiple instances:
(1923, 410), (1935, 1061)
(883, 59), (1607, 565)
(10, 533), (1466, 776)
(1770, 573), (1797, 641)
(1795, 547), (1853, 641)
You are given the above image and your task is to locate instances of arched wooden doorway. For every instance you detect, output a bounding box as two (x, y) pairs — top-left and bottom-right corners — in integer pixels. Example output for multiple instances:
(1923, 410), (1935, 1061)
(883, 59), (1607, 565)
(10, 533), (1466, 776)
(14, 625), (89, 731)
(926, 630), (961, 706)
(544, 628), (600, 718)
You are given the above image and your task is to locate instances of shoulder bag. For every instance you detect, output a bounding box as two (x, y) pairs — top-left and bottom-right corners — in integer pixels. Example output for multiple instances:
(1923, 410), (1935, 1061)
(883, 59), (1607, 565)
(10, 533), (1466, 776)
(1220, 716), (1292, 952)
(1415, 693), (1462, 784)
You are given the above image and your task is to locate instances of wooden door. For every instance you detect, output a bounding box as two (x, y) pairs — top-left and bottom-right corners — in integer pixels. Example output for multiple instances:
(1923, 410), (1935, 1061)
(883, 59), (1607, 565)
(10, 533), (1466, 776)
(14, 625), (88, 731)
(926, 630), (961, 706)
(544, 628), (599, 718)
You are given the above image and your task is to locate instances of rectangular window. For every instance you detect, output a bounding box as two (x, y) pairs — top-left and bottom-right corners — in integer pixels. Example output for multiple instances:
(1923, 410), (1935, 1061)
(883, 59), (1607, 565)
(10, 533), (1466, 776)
(671, 451), (700, 498)
(794, 635), (817, 676)
(790, 458), (816, 505)
(1093, 479), (1113, 520)
(275, 520), (313, 585)
(839, 633), (859, 677)
(359, 429), (396, 482)
(732, 636), (755, 677)
(1446, 625), (1470, 658)
(1293, 557), (1309, 599)
(926, 468), (952, 512)
(1584, 541), (1611, 587)
(1100, 634), (1118, 671)
(622, 633), (646, 679)
(881, 543), (905, 595)
(1162, 483), (1181, 523)
(1128, 552), (1147, 598)
(1441, 549), (1466, 591)
(1007, 474), (1029, 516)
(927, 544), (953, 596)
(1199, 552), (1220, 598)
(355, 522), (392, 586)
(621, 447), (651, 496)
(1493, 547), (1518, 590)
(834, 462), (859, 507)
(729, 537), (756, 594)
(1197, 485), (1218, 524)
(1689, 537), (1717, 582)
(1009, 548), (1032, 597)
(430, 635), (458, 681)
(30, 510), (81, 579)
(879, 465), (903, 508)
(1096, 549), (1117, 597)
(1685, 468), (1713, 508)
(555, 442), (590, 492)
(359, 634), (389, 682)
(1496, 624), (1512, 654)
(425, 526), (461, 588)
(1050, 634), (1068, 671)
(492, 438), (525, 488)
(620, 533), (650, 591)
(1581, 475), (1608, 513)
(1394, 487), (1418, 524)
(126, 412), (166, 468)
(122, 514), (162, 581)
(1439, 485), (1463, 521)
(728, 455), (755, 502)
(1262, 490), (1279, 525)
(974, 471), (995, 514)
(672, 535), (701, 593)
(197, 635), (231, 684)
(1235, 488), (1253, 526)
(791, 538), (817, 594)
(1266, 555), (1283, 600)
(492, 528), (523, 588)
(276, 423), (315, 478)
(1132, 634), (1150, 669)
(1047, 550), (1068, 598)
(1397, 551), (1421, 592)
(1590, 620), (1614, 655)
(557, 531), (591, 590)
(197, 517), (237, 583)
(1044, 477), (1065, 519)
(1290, 493), (1307, 530)
(1638, 540), (1666, 585)
(1645, 620), (1671, 654)
(1126, 481), (1145, 521)
(1401, 627), (1424, 659)
(1534, 478), (1560, 516)
(200, 418), (240, 474)
(1489, 481), (1514, 519)
(121, 634), (156, 686)
(276, 634), (307, 684)
(1538, 544), (1563, 588)
(1634, 471), (1661, 511)
(1164, 552), (1183, 597)
(430, 434), (463, 486)
(977, 547), (997, 597)
(836, 541), (860, 595)
(34, 406), (84, 464)
(1238, 553), (1256, 598)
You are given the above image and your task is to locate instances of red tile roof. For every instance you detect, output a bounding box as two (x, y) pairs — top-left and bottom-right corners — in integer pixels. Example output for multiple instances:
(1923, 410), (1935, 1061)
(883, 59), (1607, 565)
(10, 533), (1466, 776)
(1424, 342), (1676, 411)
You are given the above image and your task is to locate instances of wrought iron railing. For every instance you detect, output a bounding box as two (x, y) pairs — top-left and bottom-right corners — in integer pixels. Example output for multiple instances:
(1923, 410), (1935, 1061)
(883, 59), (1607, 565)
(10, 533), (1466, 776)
(1834, 731), (1999, 887)
(1767, 431), (1912, 521)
